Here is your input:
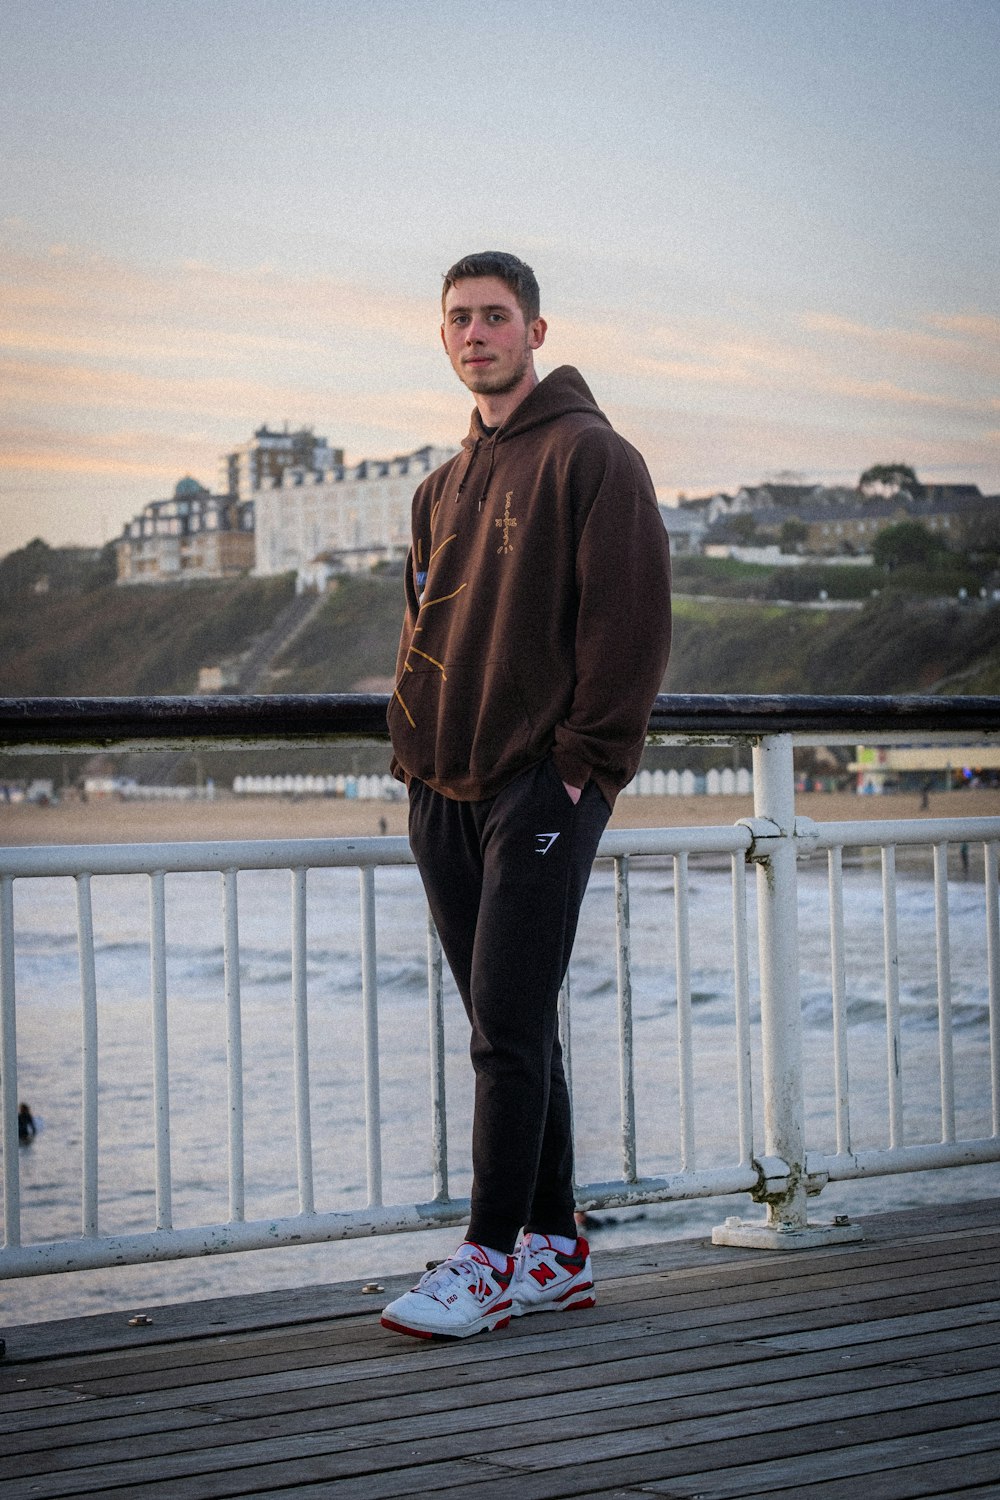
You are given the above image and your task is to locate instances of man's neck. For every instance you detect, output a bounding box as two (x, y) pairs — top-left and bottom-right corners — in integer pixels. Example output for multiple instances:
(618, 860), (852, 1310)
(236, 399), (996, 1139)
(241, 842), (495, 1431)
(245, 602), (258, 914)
(474, 368), (540, 429)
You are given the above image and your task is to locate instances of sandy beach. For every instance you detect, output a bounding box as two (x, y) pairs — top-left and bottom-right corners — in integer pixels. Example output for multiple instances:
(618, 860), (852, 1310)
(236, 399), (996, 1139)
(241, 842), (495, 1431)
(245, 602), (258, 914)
(3, 787), (999, 845)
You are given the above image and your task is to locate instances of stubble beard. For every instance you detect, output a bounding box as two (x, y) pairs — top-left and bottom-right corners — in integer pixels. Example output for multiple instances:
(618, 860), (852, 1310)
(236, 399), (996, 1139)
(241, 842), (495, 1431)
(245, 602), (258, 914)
(457, 338), (532, 397)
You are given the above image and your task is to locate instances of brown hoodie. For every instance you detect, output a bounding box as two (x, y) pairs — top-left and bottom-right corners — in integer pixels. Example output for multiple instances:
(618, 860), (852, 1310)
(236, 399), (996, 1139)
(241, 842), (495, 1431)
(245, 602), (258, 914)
(388, 365), (672, 806)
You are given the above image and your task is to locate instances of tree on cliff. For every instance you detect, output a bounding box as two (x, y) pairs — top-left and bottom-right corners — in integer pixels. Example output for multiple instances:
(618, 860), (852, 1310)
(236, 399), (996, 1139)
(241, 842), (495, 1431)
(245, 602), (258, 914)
(859, 463), (922, 498)
(0, 538), (54, 596)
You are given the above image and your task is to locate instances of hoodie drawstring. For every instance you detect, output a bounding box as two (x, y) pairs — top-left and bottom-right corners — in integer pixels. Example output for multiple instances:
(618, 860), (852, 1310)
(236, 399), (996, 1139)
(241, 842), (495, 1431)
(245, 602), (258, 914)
(455, 436), (497, 513)
(476, 444), (496, 513)
(454, 438), (479, 502)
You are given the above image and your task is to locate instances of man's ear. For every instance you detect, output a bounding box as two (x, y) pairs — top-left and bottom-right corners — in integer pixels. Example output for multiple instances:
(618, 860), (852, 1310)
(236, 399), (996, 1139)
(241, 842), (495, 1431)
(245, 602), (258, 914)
(440, 323), (447, 351)
(529, 317), (547, 351)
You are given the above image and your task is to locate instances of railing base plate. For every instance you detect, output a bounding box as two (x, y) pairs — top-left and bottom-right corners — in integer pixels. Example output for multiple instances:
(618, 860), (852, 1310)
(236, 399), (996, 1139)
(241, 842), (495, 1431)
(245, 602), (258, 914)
(711, 1215), (865, 1250)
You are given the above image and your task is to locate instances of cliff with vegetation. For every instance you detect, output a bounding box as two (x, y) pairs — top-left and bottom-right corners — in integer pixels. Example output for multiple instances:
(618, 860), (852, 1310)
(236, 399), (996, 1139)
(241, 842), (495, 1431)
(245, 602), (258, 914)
(3, 543), (997, 788)
(2, 543), (999, 702)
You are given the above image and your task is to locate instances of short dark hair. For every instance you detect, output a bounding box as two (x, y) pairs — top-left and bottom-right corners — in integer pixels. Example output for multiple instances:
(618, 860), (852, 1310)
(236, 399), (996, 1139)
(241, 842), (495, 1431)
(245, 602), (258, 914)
(441, 251), (540, 323)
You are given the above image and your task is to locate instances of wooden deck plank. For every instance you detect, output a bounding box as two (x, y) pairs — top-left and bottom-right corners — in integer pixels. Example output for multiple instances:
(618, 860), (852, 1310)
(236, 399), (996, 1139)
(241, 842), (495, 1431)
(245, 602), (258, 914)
(11, 1218), (995, 1374)
(4, 1354), (998, 1486)
(624, 1427), (1000, 1500)
(268, 1415), (999, 1500)
(723, 1454), (1000, 1500)
(20, 1286), (999, 1412)
(4, 1338), (998, 1497)
(3, 1316), (996, 1460)
(4, 1197), (994, 1364)
(68, 1417), (1000, 1500)
(899, 1485), (1000, 1500)
(3, 1291), (997, 1443)
(4, 1335), (996, 1463)
(9, 1390), (1000, 1500)
(2, 1302), (994, 1463)
(5, 1261), (993, 1409)
(17, 1253), (989, 1391)
(0, 1200), (996, 1500)
(4, 1306), (997, 1467)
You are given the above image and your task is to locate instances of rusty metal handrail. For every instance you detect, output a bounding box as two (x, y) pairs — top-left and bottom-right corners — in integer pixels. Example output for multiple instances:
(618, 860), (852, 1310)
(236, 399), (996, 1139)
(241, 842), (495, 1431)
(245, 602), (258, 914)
(1, 691), (998, 752)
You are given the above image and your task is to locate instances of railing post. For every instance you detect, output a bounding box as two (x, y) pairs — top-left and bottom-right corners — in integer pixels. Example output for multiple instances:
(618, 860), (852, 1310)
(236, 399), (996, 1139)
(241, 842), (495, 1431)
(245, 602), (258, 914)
(0, 876), (20, 1250)
(754, 733), (808, 1229)
(713, 733), (863, 1250)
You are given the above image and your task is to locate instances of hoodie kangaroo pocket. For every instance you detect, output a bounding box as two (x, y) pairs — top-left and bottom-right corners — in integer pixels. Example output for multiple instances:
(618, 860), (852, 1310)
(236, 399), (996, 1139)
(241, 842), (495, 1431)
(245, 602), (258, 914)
(390, 657), (533, 786)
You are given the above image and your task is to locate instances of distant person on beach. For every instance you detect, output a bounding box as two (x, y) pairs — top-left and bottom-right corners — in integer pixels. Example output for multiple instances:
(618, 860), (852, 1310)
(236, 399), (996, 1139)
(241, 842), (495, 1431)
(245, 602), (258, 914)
(18, 1102), (36, 1141)
(382, 250), (672, 1339)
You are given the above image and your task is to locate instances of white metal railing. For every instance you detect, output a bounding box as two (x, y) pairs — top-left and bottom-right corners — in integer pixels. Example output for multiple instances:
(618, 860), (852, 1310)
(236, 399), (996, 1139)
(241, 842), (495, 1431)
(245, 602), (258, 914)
(804, 814), (1000, 1181)
(1, 734), (999, 1275)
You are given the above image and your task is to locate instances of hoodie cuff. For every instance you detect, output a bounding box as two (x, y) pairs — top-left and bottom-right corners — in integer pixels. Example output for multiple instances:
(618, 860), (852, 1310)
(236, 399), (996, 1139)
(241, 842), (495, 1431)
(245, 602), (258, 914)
(550, 745), (590, 790)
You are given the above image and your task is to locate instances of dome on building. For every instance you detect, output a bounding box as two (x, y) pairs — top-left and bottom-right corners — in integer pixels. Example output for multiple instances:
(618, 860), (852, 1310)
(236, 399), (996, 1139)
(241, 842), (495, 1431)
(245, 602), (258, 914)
(174, 476), (210, 499)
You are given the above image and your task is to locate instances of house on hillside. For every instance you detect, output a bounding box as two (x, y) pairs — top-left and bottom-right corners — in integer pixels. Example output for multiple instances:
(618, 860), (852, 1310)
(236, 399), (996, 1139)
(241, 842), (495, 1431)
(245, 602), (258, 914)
(905, 490), (991, 547)
(693, 481), (992, 559)
(733, 483), (824, 512)
(116, 479), (255, 584)
(658, 503), (707, 555)
(798, 488), (990, 556)
(796, 495), (909, 555)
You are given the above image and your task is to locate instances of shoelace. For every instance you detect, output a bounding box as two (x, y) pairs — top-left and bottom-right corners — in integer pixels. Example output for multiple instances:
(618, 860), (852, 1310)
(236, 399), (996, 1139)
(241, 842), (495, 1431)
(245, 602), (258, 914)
(415, 1254), (495, 1300)
(513, 1242), (542, 1286)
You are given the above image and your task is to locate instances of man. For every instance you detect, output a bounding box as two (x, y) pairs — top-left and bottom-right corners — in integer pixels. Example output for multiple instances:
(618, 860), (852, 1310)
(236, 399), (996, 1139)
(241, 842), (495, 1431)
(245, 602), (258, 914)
(382, 251), (672, 1339)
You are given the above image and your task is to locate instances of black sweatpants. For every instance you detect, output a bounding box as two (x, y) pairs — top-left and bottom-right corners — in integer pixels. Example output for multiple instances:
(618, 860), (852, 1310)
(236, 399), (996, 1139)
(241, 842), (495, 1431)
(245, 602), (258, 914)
(408, 756), (611, 1254)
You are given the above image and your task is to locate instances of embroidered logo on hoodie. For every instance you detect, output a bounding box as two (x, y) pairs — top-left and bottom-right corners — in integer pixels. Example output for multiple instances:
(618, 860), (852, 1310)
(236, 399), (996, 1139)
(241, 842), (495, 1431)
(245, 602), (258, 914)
(495, 491), (517, 554)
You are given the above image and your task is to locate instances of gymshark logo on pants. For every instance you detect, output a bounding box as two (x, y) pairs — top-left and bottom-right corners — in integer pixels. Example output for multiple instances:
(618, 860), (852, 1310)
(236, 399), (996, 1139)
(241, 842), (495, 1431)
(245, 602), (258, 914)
(535, 833), (560, 855)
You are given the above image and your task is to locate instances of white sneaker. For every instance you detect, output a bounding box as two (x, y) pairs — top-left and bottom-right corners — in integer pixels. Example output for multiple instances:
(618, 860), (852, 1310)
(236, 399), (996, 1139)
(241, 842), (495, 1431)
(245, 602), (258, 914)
(511, 1233), (596, 1317)
(380, 1242), (515, 1340)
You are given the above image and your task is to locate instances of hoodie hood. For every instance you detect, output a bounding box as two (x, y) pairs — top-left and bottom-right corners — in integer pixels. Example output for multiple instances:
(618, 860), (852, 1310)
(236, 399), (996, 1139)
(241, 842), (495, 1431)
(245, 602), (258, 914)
(453, 365), (609, 507)
(460, 365), (610, 453)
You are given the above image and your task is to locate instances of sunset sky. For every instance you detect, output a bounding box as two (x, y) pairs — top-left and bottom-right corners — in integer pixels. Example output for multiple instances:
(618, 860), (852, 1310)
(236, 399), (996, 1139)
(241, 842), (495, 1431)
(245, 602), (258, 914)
(2, 0), (998, 553)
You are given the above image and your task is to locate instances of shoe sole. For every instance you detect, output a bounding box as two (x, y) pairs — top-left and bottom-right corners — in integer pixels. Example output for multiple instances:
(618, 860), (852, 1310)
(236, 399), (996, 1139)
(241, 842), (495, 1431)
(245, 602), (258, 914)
(380, 1309), (512, 1340)
(511, 1289), (597, 1317)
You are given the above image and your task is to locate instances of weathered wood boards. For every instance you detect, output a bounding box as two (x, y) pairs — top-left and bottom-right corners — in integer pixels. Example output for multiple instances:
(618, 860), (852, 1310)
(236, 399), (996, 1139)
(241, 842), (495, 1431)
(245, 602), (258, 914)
(1, 1200), (997, 1498)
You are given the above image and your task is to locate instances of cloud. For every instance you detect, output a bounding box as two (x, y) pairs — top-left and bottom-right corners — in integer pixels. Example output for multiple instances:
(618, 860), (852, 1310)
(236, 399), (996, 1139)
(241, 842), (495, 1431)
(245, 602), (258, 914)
(1, 245), (436, 368)
(927, 313), (1000, 343)
(0, 422), (213, 479)
(547, 304), (998, 419)
(1, 231), (997, 549)
(800, 310), (1000, 378)
(609, 396), (1000, 497)
(820, 375), (993, 413)
(0, 238), (466, 486)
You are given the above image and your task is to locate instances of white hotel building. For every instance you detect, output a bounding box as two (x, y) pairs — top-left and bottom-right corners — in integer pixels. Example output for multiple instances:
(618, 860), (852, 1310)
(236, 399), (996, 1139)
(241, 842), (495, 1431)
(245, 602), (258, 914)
(250, 441), (457, 585)
(116, 427), (456, 587)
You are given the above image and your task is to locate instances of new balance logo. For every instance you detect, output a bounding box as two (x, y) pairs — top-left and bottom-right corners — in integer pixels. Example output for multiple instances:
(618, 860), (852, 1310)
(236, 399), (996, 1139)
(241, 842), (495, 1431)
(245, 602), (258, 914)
(530, 1262), (558, 1287)
(535, 833), (560, 855)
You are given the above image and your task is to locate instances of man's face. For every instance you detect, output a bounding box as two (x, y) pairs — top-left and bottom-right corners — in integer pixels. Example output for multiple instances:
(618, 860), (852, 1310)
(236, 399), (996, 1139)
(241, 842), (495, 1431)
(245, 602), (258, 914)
(441, 276), (546, 399)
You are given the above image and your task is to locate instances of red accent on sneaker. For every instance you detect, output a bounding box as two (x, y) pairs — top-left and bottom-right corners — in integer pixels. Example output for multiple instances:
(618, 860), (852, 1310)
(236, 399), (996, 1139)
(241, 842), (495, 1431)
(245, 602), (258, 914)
(529, 1261), (558, 1287)
(512, 1233), (597, 1318)
(557, 1281), (595, 1303)
(379, 1316), (434, 1339)
(379, 1244), (516, 1339)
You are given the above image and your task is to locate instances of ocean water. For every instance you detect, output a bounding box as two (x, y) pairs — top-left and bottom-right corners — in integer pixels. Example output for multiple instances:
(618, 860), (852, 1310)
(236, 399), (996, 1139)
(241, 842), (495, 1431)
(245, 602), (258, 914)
(3, 852), (997, 1327)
